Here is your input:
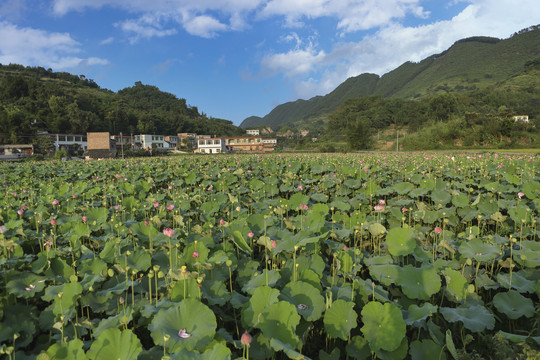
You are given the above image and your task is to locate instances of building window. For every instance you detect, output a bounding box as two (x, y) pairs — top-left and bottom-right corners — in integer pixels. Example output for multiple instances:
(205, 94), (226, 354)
(67, 136), (74, 141)
(214, 140), (220, 145)
(58, 136), (66, 141)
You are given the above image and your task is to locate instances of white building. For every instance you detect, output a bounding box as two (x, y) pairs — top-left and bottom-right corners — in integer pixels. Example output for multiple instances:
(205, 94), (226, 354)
(513, 115), (529, 123)
(135, 135), (171, 149)
(194, 138), (228, 154)
(50, 134), (88, 151)
(246, 129), (260, 136)
(262, 138), (277, 145)
(165, 136), (179, 148)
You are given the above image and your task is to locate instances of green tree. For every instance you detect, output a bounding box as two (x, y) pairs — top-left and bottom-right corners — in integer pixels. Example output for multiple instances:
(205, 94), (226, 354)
(347, 116), (372, 150)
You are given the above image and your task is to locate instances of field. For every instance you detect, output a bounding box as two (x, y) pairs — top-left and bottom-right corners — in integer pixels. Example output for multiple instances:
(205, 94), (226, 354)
(0, 152), (538, 359)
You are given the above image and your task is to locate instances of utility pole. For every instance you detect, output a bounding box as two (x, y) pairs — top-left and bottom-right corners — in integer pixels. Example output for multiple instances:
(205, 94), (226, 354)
(120, 132), (124, 159)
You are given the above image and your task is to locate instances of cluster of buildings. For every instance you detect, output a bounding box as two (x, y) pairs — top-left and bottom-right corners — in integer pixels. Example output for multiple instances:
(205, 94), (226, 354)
(19, 129), (277, 158)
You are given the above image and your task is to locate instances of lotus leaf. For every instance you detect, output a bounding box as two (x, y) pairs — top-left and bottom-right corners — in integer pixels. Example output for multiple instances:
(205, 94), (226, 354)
(324, 300), (357, 341)
(149, 299), (217, 352)
(386, 227), (416, 256)
(369, 264), (400, 286)
(513, 240), (540, 268)
(373, 336), (408, 360)
(45, 338), (86, 360)
(281, 281), (325, 321)
(270, 338), (311, 360)
(361, 301), (405, 352)
(320, 347), (341, 360)
(241, 286), (280, 329)
(368, 223), (386, 237)
(346, 336), (371, 360)
(496, 271), (536, 293)
(431, 190), (451, 206)
(259, 301), (300, 347)
(458, 238), (500, 263)
(493, 290), (535, 319)
(87, 328), (142, 360)
(242, 269), (280, 294)
(440, 305), (495, 332)
(410, 339), (446, 360)
(404, 303), (438, 326)
(441, 268), (468, 302)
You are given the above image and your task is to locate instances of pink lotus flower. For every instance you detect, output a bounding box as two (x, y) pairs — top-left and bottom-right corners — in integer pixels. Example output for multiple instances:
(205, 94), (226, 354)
(241, 331), (252, 347)
(51, 199), (59, 206)
(82, 216), (88, 223)
(379, 199), (385, 205)
(50, 219), (57, 226)
(219, 219), (225, 226)
(178, 329), (191, 338)
(167, 204), (175, 211)
(153, 202), (159, 208)
(207, 185), (213, 191)
(72, 194), (77, 199)
(297, 184), (303, 191)
(271, 240), (277, 248)
(434, 227), (442, 234)
(192, 251), (199, 258)
(144, 220), (149, 226)
(247, 232), (254, 238)
(374, 205), (384, 212)
(114, 205), (120, 210)
(17, 209), (23, 216)
(163, 228), (175, 238)
(402, 207), (408, 212)
(518, 192), (525, 199)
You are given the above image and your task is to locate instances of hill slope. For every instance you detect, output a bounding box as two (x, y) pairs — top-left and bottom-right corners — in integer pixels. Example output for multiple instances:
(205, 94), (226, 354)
(240, 26), (540, 130)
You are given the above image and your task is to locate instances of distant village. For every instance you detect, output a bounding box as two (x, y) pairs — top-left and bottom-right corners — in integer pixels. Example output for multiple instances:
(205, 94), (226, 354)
(0, 128), (282, 160)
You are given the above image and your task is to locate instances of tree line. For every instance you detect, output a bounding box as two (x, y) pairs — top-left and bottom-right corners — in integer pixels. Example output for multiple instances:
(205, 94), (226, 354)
(0, 64), (243, 145)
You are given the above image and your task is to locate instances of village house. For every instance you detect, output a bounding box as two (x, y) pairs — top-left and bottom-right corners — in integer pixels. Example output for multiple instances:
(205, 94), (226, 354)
(225, 136), (263, 152)
(194, 137), (227, 154)
(135, 134), (171, 150)
(262, 138), (277, 152)
(86, 132), (117, 159)
(513, 115), (529, 123)
(46, 133), (88, 152)
(246, 129), (260, 136)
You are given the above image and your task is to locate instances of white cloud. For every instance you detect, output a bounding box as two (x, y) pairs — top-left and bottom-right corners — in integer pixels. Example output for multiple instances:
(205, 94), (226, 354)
(183, 15), (228, 38)
(0, 20), (109, 70)
(116, 15), (177, 43)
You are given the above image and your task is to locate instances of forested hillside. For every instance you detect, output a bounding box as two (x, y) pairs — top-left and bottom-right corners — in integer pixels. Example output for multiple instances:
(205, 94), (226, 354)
(0, 64), (243, 144)
(240, 25), (540, 132)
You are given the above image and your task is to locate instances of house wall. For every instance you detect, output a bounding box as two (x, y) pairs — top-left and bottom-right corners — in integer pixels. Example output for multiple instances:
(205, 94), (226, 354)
(87, 132), (111, 150)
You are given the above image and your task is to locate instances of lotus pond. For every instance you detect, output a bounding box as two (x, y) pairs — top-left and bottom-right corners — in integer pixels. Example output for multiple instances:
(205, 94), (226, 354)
(0, 152), (539, 360)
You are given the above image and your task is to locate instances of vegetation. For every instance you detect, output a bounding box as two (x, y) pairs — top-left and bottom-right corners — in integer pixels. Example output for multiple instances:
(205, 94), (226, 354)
(0, 153), (538, 359)
(0, 64), (243, 145)
(240, 25), (540, 151)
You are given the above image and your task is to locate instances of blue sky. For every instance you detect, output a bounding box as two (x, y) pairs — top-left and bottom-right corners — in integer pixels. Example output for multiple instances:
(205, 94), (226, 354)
(0, 1), (539, 125)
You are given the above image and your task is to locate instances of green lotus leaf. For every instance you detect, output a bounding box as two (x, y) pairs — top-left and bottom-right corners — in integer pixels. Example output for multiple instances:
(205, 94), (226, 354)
(93, 307), (133, 337)
(393, 182), (414, 195)
(337, 251), (353, 274)
(360, 301), (406, 352)
(324, 300), (357, 341)
(405, 303), (438, 326)
(451, 193), (469, 208)
(259, 301), (300, 347)
(521, 181), (540, 200)
(231, 230), (253, 253)
(496, 331), (540, 345)
(373, 336), (408, 360)
(458, 238), (500, 263)
(346, 336), (371, 360)
(242, 269), (280, 294)
(85, 207), (109, 227)
(200, 342), (231, 360)
(369, 264), (400, 286)
(53, 281), (83, 317)
(183, 241), (210, 265)
(201, 279), (231, 306)
(397, 265), (441, 300)
(496, 271), (536, 293)
(46, 257), (76, 282)
(514, 240), (540, 268)
(386, 227), (416, 257)
(474, 273), (499, 290)
(288, 192), (310, 211)
(508, 204), (529, 224)
(320, 347), (341, 360)
(368, 223), (386, 237)
(78, 257), (108, 275)
(410, 339), (446, 360)
(440, 305), (495, 332)
(493, 290), (535, 319)
(0, 304), (37, 348)
(87, 328), (141, 360)
(45, 338), (86, 360)
(281, 281), (325, 321)
(122, 248), (152, 272)
(441, 268), (468, 302)
(6, 273), (47, 299)
(431, 190), (451, 206)
(269, 338), (310, 360)
(149, 299), (217, 352)
(241, 286), (280, 329)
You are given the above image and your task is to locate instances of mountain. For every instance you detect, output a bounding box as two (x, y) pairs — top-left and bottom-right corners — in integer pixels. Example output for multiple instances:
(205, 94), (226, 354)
(240, 25), (540, 130)
(0, 64), (243, 144)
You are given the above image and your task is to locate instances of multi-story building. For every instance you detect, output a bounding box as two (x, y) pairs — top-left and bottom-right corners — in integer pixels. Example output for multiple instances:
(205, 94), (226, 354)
(48, 133), (88, 152)
(165, 135), (179, 148)
(135, 134), (171, 149)
(177, 133), (197, 149)
(224, 136), (263, 152)
(194, 138), (227, 154)
(262, 138), (277, 151)
(86, 132), (117, 158)
(246, 129), (260, 136)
